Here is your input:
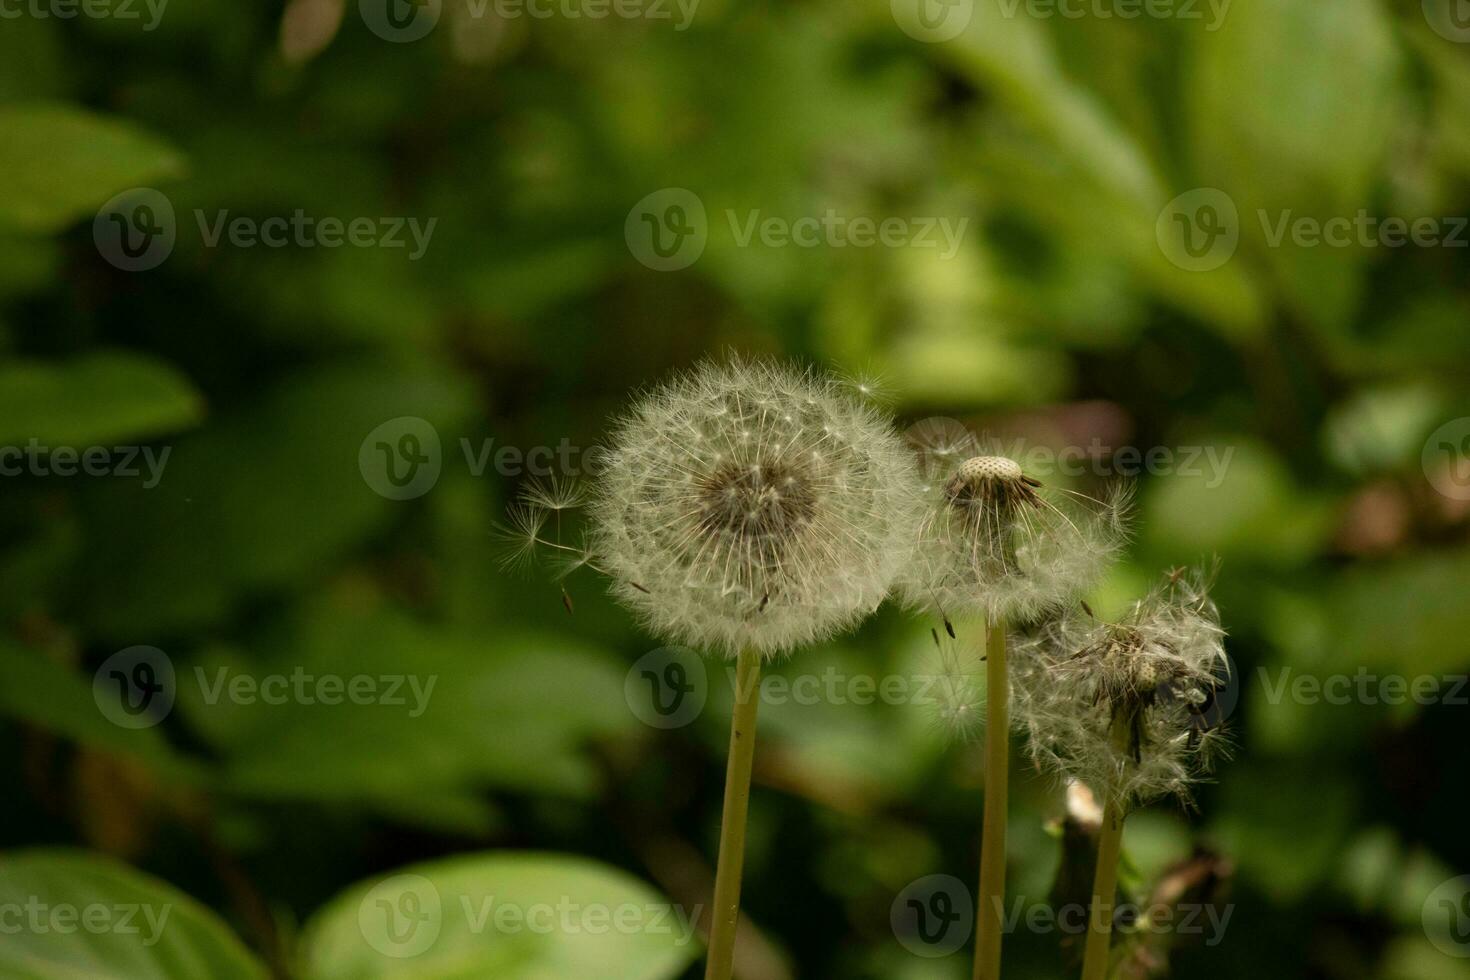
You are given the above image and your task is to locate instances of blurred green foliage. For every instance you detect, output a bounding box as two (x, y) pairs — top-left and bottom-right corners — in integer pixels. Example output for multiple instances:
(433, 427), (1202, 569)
(1, 0), (1468, 977)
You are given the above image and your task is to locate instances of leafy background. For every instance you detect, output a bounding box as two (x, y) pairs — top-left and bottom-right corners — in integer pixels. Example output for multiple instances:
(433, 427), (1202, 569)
(2, 0), (1469, 977)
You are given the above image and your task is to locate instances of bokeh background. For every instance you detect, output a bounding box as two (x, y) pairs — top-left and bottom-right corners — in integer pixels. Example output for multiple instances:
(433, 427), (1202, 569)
(2, 0), (1469, 977)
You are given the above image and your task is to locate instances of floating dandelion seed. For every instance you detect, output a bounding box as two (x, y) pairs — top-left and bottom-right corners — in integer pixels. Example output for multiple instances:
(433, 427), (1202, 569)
(898, 433), (1131, 625)
(1012, 565), (1230, 810)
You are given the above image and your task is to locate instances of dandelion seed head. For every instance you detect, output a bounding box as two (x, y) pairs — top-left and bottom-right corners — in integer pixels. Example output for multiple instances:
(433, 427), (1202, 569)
(589, 357), (924, 657)
(1012, 566), (1230, 811)
(897, 438), (1131, 624)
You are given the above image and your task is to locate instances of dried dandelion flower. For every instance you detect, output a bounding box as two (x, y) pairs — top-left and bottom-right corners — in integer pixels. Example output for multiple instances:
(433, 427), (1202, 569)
(1012, 567), (1230, 811)
(509, 357), (923, 658)
(897, 430), (1130, 626)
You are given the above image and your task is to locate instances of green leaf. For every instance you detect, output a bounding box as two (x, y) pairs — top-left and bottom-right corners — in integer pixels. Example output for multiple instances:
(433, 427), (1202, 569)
(76, 358), (474, 639)
(0, 850), (267, 979)
(1142, 439), (1334, 564)
(1186, 0), (1403, 333)
(178, 606), (638, 804)
(301, 852), (700, 980)
(0, 641), (200, 783)
(0, 104), (183, 233)
(0, 352), (203, 447)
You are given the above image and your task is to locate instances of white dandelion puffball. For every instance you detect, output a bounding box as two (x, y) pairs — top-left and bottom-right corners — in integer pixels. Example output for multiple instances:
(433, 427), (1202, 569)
(589, 358), (923, 657)
(897, 431), (1130, 625)
(1012, 567), (1230, 811)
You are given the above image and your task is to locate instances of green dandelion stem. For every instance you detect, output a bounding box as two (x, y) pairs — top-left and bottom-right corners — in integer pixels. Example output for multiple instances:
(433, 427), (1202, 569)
(704, 647), (762, 980)
(1080, 715), (1133, 980)
(973, 617), (1009, 980)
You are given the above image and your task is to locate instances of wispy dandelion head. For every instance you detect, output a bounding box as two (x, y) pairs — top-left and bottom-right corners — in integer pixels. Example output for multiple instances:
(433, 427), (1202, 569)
(897, 432), (1130, 624)
(1012, 566), (1230, 811)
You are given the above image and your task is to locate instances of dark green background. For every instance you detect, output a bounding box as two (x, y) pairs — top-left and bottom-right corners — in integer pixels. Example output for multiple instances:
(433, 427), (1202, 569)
(2, 0), (1469, 977)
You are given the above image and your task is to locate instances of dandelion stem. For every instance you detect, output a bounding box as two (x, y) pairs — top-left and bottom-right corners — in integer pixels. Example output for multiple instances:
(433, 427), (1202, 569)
(973, 617), (1008, 980)
(704, 647), (762, 980)
(1080, 797), (1125, 980)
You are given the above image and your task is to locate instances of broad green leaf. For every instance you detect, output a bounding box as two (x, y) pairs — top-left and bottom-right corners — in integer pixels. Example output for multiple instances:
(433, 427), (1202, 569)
(0, 641), (200, 783)
(1186, 0), (1403, 334)
(300, 852), (700, 980)
(76, 358), (474, 639)
(0, 352), (202, 447)
(177, 605), (637, 803)
(0, 850), (267, 980)
(0, 104), (183, 233)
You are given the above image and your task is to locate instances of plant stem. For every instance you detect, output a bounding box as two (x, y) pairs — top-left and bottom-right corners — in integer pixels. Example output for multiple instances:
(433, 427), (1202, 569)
(973, 617), (1008, 980)
(704, 648), (762, 980)
(1080, 797), (1125, 980)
